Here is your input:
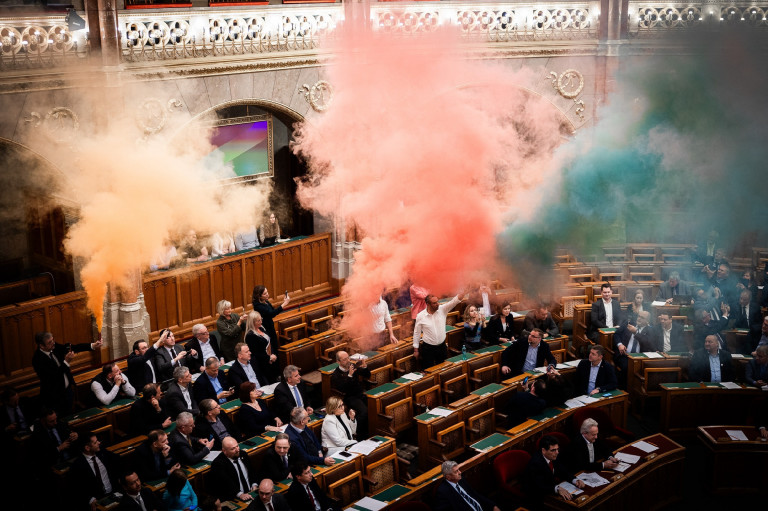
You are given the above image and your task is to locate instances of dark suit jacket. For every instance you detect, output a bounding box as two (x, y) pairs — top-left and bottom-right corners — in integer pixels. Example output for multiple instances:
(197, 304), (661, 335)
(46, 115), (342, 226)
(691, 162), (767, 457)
(656, 281), (692, 301)
(729, 302), (762, 342)
(273, 382), (312, 424)
(434, 479), (496, 511)
(260, 445), (306, 482)
(286, 424), (325, 466)
(228, 360), (268, 389)
(285, 478), (339, 511)
(168, 429), (210, 466)
(32, 342), (92, 408)
(246, 329), (280, 383)
(524, 311), (559, 338)
(129, 398), (170, 436)
(209, 451), (256, 501)
(523, 452), (576, 498)
(164, 381), (199, 418)
(246, 493), (290, 511)
(193, 371), (232, 404)
(588, 300), (625, 338)
(613, 324), (653, 354)
(70, 451), (120, 506)
(126, 346), (158, 389)
(30, 419), (73, 467)
(193, 412), (240, 450)
(647, 323), (687, 353)
(574, 359), (618, 395)
(118, 487), (165, 511)
(330, 366), (371, 401)
(134, 440), (176, 482)
(486, 315), (514, 344)
(505, 390), (547, 427)
(501, 340), (556, 376)
(184, 337), (224, 374)
(688, 349), (734, 382)
(693, 317), (729, 350)
(154, 345), (193, 382)
(565, 434), (612, 473)
(746, 359), (768, 387)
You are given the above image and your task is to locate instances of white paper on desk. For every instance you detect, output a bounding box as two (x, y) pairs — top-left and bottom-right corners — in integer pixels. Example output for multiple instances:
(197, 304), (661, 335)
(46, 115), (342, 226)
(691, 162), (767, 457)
(331, 450), (360, 462)
(203, 450), (221, 462)
(259, 383), (279, 395)
(348, 439), (381, 456)
(556, 363), (569, 370)
(726, 429), (748, 441)
(401, 372), (423, 381)
(574, 395), (599, 405)
(427, 407), (453, 417)
(191, 373), (202, 382)
(720, 381), (741, 389)
(651, 301), (667, 307)
(731, 354), (745, 359)
(643, 352), (663, 359)
(511, 311), (524, 318)
(577, 472), (610, 488)
(564, 398), (586, 409)
(632, 441), (658, 453)
(558, 482), (583, 496)
(224, 359), (236, 366)
(353, 497), (387, 511)
(614, 462), (632, 473)
(564, 360), (582, 368)
(350, 353), (368, 361)
(614, 452), (640, 464)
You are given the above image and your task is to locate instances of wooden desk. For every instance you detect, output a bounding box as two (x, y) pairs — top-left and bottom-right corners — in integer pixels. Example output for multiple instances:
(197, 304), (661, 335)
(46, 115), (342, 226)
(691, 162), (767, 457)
(597, 328), (617, 362)
(697, 425), (768, 494)
(64, 397), (137, 436)
(660, 382), (767, 439)
(543, 433), (685, 510)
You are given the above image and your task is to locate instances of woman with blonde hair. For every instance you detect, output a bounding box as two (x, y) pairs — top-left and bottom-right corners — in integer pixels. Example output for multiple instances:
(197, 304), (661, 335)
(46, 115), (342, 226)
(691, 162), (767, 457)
(216, 299), (246, 361)
(320, 396), (357, 454)
(245, 311), (279, 383)
(463, 304), (487, 351)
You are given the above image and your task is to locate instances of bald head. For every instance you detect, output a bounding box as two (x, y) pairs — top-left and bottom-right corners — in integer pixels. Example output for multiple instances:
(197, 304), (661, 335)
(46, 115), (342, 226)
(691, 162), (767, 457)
(336, 351), (350, 370)
(222, 436), (239, 459)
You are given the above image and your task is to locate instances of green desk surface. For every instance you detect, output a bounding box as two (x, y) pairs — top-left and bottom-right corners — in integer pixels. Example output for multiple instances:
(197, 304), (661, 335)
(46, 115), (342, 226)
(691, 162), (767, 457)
(470, 432), (512, 451)
(395, 307), (411, 314)
(164, 422), (177, 433)
(372, 483), (411, 502)
(103, 397), (136, 410)
(221, 399), (242, 411)
(447, 353), (476, 363)
(415, 407), (451, 421)
(598, 389), (623, 398)
(446, 325), (457, 332)
(702, 382), (724, 388)
(240, 436), (269, 450)
(362, 351), (379, 357)
(627, 353), (648, 358)
(474, 344), (505, 354)
(529, 407), (562, 422)
(186, 460), (211, 473)
(665, 352), (692, 357)
(263, 430), (278, 438)
(394, 372), (425, 384)
(471, 383), (505, 396)
(320, 362), (339, 372)
(598, 328), (617, 333)
(365, 382), (399, 396)
(661, 382), (702, 389)
(370, 435), (389, 443)
(146, 478), (167, 489)
(65, 407), (103, 423)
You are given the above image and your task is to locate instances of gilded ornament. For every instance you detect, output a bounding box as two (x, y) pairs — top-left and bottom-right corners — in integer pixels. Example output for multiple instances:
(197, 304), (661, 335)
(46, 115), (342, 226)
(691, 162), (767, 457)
(299, 80), (333, 112)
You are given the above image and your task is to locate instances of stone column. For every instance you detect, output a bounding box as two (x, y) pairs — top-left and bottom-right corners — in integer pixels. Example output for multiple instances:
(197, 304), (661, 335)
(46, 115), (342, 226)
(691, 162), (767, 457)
(85, 0), (121, 66)
(102, 268), (150, 359)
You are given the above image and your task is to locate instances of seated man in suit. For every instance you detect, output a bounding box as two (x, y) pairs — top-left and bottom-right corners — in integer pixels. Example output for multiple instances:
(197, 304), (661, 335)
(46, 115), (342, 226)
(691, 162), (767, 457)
(575, 345), (618, 396)
(330, 351), (371, 435)
(587, 283), (624, 343)
(285, 460), (341, 511)
(501, 329), (557, 376)
(656, 271), (691, 304)
(505, 378), (547, 428)
(90, 362), (136, 406)
(273, 365), (314, 424)
(126, 338), (162, 390)
(130, 383), (172, 436)
(185, 323), (225, 374)
(1, 387), (30, 437)
(746, 345), (768, 388)
(252, 478), (290, 511)
(194, 398), (240, 450)
(70, 432), (120, 509)
(118, 471), (165, 511)
(693, 308), (729, 351)
(193, 357), (235, 405)
(524, 434), (585, 504)
(650, 312), (687, 354)
(524, 304), (560, 339)
(209, 436), (257, 503)
(153, 329), (196, 382)
(729, 290), (763, 348)
(169, 412), (214, 466)
(228, 342), (268, 390)
(434, 460), (499, 511)
(261, 432), (306, 482)
(565, 418), (619, 473)
(689, 335), (734, 383)
(165, 366), (200, 418)
(30, 408), (78, 468)
(285, 407), (334, 467)
(613, 311), (652, 388)
(134, 429), (179, 482)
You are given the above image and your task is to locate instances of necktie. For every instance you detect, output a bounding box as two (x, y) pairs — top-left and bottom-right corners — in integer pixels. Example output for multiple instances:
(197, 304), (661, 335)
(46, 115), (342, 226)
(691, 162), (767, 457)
(627, 334), (636, 354)
(135, 494), (147, 511)
(267, 503), (274, 511)
(307, 486), (316, 509)
(548, 460), (554, 473)
(456, 484), (482, 511)
(233, 458), (249, 494)
(292, 386), (303, 408)
(92, 456), (107, 494)
(283, 455), (289, 469)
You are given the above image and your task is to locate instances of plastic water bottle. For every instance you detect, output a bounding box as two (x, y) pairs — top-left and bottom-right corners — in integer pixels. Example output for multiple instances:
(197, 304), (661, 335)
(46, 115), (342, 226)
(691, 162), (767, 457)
(461, 344), (467, 360)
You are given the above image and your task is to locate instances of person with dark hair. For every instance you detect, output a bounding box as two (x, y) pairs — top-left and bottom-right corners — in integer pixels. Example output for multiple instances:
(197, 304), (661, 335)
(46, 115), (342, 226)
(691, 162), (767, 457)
(251, 285), (290, 349)
(163, 468), (198, 511)
(729, 289), (762, 348)
(165, 366), (200, 418)
(693, 307), (729, 351)
(30, 408), (77, 467)
(524, 304), (559, 339)
(486, 302), (515, 345)
(90, 362), (136, 406)
(285, 460), (341, 511)
(504, 378), (548, 428)
(134, 429), (179, 482)
(413, 293), (463, 368)
(587, 283), (624, 342)
(70, 432), (120, 508)
(209, 436), (257, 502)
(118, 471), (165, 511)
(238, 382), (282, 438)
(32, 331), (102, 415)
(194, 398), (240, 450)
(501, 328), (557, 376)
(648, 312), (687, 354)
(154, 329), (196, 382)
(130, 383), (172, 436)
(523, 435), (585, 503)
(228, 342), (268, 390)
(1, 387), (30, 435)
(575, 345), (618, 396)
(261, 432), (305, 482)
(126, 338), (162, 389)
(258, 211), (281, 245)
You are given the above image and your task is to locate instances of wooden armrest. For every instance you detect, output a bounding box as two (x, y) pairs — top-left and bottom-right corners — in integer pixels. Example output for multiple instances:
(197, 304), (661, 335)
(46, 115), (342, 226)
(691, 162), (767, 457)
(362, 475), (377, 486)
(469, 377), (482, 385)
(467, 427), (480, 435)
(397, 456), (410, 466)
(318, 356), (332, 366)
(429, 439), (446, 448)
(378, 413), (394, 421)
(634, 372), (645, 382)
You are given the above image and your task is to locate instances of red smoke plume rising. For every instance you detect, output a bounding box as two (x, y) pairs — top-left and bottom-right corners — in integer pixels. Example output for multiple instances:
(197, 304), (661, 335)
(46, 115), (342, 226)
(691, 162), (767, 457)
(292, 25), (565, 342)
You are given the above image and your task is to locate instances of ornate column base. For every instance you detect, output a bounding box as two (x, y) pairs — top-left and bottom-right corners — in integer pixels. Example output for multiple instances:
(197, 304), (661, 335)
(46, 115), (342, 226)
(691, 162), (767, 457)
(101, 293), (151, 359)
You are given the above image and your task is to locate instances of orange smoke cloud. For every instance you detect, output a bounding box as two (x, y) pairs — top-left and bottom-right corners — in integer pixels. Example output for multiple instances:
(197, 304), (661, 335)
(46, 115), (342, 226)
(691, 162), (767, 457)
(292, 26), (565, 340)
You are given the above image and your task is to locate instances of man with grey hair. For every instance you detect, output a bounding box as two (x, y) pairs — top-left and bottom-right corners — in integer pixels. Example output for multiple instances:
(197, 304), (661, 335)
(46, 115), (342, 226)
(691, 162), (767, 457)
(169, 411), (214, 465)
(165, 365), (199, 417)
(193, 357), (234, 404)
(273, 364), (314, 423)
(565, 418), (618, 473)
(185, 323), (224, 374)
(656, 271), (691, 303)
(285, 407), (334, 467)
(434, 460), (499, 511)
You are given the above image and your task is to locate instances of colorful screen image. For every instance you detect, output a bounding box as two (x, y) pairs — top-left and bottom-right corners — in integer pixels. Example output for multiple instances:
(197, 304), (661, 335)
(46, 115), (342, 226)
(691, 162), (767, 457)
(208, 118), (273, 179)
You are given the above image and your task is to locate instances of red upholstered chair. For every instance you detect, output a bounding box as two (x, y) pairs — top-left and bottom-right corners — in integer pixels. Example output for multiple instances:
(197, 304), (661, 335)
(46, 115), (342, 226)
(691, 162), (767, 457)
(536, 431), (571, 452)
(493, 449), (531, 499)
(571, 407), (634, 450)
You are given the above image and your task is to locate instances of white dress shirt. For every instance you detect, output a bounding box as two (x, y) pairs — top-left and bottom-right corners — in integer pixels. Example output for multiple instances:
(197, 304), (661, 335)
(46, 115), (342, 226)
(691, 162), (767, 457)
(413, 296), (461, 348)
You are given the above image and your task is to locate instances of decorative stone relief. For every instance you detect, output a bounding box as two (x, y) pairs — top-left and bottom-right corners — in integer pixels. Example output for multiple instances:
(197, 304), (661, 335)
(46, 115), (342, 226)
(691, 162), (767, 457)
(549, 69), (586, 120)
(299, 80), (333, 112)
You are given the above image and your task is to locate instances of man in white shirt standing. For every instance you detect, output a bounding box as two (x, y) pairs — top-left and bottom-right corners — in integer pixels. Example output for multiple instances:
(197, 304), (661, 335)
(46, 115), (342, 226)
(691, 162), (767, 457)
(413, 294), (463, 368)
(370, 296), (399, 346)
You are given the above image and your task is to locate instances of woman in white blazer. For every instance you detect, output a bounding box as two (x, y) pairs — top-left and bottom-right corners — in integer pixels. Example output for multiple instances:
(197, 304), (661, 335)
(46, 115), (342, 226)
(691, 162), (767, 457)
(321, 396), (358, 454)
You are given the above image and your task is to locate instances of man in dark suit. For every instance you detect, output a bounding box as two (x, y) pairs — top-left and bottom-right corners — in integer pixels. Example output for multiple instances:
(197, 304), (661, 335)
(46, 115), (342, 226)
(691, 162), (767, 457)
(228, 342), (269, 390)
(32, 331), (102, 415)
(209, 436), (258, 502)
(285, 461), (340, 511)
(194, 398), (240, 450)
(126, 338), (161, 390)
(565, 418), (619, 473)
(523, 435), (585, 504)
(185, 324), (225, 374)
(70, 432), (120, 508)
(575, 345), (618, 396)
(655, 272), (692, 303)
(130, 384), (172, 436)
(505, 378), (547, 428)
(500, 329), (556, 376)
(30, 408), (78, 468)
(165, 366), (200, 418)
(330, 350), (371, 435)
(729, 290), (762, 348)
(273, 365), (314, 424)
(193, 357), (235, 404)
(250, 479), (291, 511)
(169, 411), (214, 465)
(153, 329), (196, 382)
(134, 429), (179, 482)
(434, 460), (499, 511)
(260, 433), (306, 482)
(0, 387), (30, 436)
(613, 311), (652, 388)
(587, 283), (624, 343)
(285, 407), (334, 467)
(689, 335), (734, 383)
(524, 304), (560, 338)
(746, 345), (768, 388)
(693, 308), (729, 351)
(647, 312), (688, 353)
(118, 471), (165, 511)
